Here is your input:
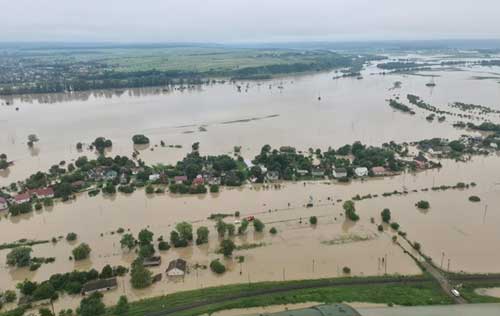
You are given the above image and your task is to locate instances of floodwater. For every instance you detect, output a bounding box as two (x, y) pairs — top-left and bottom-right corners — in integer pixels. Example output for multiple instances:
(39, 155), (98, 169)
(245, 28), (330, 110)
(475, 288), (500, 298)
(1, 60), (500, 185)
(1, 57), (500, 311)
(359, 303), (500, 316)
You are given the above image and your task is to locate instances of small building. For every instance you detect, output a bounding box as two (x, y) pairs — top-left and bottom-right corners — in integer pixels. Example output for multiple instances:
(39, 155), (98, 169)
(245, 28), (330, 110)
(192, 175), (204, 185)
(491, 143), (498, 149)
(266, 171), (279, 182)
(71, 181), (86, 190)
(149, 174), (160, 181)
(311, 169), (325, 177)
(371, 166), (387, 176)
(14, 192), (31, 204)
(81, 277), (118, 296)
(0, 197), (8, 210)
(354, 167), (368, 177)
(332, 168), (348, 178)
(143, 256), (162, 267)
(207, 176), (221, 185)
(104, 170), (118, 181)
(174, 175), (188, 184)
(296, 169), (309, 176)
(120, 173), (129, 185)
(166, 259), (187, 277)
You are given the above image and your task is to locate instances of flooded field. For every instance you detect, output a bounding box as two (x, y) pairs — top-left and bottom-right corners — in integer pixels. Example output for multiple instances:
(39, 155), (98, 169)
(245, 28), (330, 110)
(2, 60), (500, 185)
(1, 57), (500, 312)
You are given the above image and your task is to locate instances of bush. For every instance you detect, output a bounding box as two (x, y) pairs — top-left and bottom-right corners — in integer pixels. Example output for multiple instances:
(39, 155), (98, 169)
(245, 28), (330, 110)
(132, 134), (150, 145)
(145, 185), (154, 194)
(390, 222), (400, 230)
(381, 208), (391, 223)
(343, 200), (360, 221)
(4, 290), (17, 303)
(210, 259), (226, 274)
(342, 266), (351, 274)
(210, 184), (220, 193)
(234, 211), (240, 217)
(72, 243), (91, 261)
(66, 232), (78, 241)
(416, 200), (430, 209)
(253, 219), (265, 232)
(377, 225), (384, 232)
(158, 241), (170, 251)
(309, 216), (318, 225)
(469, 195), (481, 202)
(220, 239), (236, 257)
(6, 247), (32, 267)
(269, 227), (278, 234)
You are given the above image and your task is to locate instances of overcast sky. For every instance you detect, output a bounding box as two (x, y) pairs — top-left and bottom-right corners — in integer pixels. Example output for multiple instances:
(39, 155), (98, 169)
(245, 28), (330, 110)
(1, 0), (499, 43)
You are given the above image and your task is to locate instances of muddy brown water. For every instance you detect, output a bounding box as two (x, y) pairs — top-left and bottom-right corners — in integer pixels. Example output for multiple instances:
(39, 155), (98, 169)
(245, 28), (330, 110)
(1, 58), (500, 311)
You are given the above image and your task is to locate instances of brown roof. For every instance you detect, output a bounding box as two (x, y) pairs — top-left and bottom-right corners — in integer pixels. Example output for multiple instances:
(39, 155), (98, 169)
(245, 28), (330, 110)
(14, 192), (31, 202)
(143, 256), (162, 267)
(81, 277), (117, 294)
(166, 259), (187, 273)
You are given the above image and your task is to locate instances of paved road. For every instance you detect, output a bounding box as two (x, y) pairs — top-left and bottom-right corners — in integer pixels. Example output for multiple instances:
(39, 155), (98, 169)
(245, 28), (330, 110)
(421, 262), (468, 304)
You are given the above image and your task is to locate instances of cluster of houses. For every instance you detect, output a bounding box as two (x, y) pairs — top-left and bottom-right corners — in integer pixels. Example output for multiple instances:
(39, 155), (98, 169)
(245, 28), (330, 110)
(80, 258), (188, 296)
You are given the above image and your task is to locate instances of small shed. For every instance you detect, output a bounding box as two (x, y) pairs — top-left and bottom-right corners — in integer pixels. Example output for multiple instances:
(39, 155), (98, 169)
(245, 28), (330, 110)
(81, 277), (118, 295)
(143, 256), (162, 267)
(166, 259), (187, 277)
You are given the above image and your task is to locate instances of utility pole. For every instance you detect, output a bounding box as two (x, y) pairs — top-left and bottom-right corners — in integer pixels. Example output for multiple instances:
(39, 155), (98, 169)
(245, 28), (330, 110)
(384, 254), (388, 275)
(283, 267), (285, 281)
(441, 252), (445, 269)
(447, 259), (451, 272)
(483, 204), (488, 224)
(312, 259), (315, 273)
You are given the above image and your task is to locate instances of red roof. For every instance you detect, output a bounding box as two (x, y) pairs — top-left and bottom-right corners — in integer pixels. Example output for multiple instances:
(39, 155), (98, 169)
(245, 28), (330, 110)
(192, 176), (204, 185)
(0, 197), (7, 204)
(14, 192), (31, 202)
(30, 187), (54, 197)
(371, 166), (386, 174)
(174, 176), (188, 182)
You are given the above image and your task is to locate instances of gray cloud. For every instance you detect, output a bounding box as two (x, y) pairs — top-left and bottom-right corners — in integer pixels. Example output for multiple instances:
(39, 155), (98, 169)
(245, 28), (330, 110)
(1, 0), (499, 42)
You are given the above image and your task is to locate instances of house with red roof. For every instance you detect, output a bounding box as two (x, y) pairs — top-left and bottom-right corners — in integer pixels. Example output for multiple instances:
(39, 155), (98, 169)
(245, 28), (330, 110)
(14, 192), (31, 204)
(30, 187), (55, 199)
(0, 197), (8, 210)
(174, 176), (188, 184)
(192, 175), (204, 185)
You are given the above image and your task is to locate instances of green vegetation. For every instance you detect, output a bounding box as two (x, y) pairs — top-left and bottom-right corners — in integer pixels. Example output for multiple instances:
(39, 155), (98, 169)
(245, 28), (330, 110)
(72, 243), (91, 261)
(309, 216), (318, 225)
(130, 259), (152, 289)
(195, 226), (209, 245)
(132, 135), (150, 145)
(253, 219), (265, 232)
(343, 201), (360, 221)
(85, 276), (451, 316)
(0, 46), (377, 95)
(6, 247), (32, 267)
(388, 99), (415, 114)
(469, 195), (481, 202)
(66, 232), (78, 242)
(220, 239), (236, 257)
(79, 292), (105, 316)
(381, 208), (391, 223)
(210, 259), (226, 274)
(269, 227), (278, 235)
(416, 200), (430, 209)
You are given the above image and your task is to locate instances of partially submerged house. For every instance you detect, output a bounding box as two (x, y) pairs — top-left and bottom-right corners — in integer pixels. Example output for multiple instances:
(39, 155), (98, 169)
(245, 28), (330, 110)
(143, 256), (162, 267)
(81, 277), (118, 296)
(0, 197), (8, 210)
(166, 259), (187, 277)
(332, 168), (347, 178)
(174, 175), (188, 184)
(371, 166), (387, 176)
(266, 171), (279, 182)
(311, 169), (325, 177)
(354, 167), (368, 177)
(13, 192), (31, 204)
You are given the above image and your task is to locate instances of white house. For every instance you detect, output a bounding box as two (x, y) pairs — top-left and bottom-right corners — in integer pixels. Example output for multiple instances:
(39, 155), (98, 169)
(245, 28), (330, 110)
(332, 168), (347, 178)
(149, 174), (160, 181)
(354, 167), (368, 177)
(166, 259), (187, 277)
(266, 171), (279, 181)
(0, 197), (8, 210)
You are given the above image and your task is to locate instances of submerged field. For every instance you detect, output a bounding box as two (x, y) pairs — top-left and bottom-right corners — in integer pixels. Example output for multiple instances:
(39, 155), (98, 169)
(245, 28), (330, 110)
(1, 50), (500, 314)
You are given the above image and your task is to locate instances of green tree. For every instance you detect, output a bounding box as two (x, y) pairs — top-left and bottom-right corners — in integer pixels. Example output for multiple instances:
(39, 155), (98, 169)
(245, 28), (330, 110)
(381, 208), (391, 223)
(66, 232), (77, 242)
(138, 229), (154, 245)
(253, 219), (265, 232)
(99, 265), (113, 279)
(145, 185), (155, 194)
(130, 259), (152, 289)
(269, 227), (278, 235)
(132, 134), (150, 145)
(220, 239), (236, 257)
(196, 226), (209, 245)
(78, 292), (105, 316)
(309, 216), (318, 225)
(114, 295), (129, 315)
(39, 308), (54, 316)
(343, 200), (360, 221)
(120, 234), (136, 250)
(72, 243), (91, 261)
(33, 282), (55, 300)
(210, 259), (226, 274)
(238, 219), (249, 234)
(216, 219), (227, 237)
(415, 200), (430, 209)
(4, 290), (17, 303)
(176, 222), (193, 241)
(6, 247), (32, 267)
(138, 244), (155, 258)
